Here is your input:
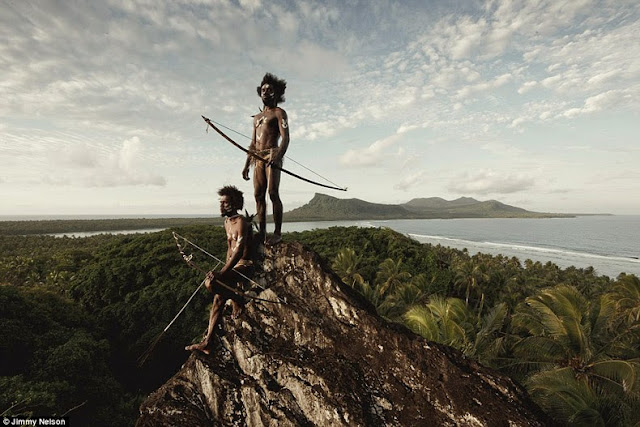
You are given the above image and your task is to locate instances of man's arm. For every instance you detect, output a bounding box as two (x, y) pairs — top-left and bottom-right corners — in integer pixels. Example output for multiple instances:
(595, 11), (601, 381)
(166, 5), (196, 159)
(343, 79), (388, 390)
(242, 119), (257, 180)
(272, 108), (289, 163)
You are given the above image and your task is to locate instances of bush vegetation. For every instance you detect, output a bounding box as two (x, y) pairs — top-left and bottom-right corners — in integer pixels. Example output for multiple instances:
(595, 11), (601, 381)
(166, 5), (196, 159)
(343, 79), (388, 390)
(1, 226), (638, 425)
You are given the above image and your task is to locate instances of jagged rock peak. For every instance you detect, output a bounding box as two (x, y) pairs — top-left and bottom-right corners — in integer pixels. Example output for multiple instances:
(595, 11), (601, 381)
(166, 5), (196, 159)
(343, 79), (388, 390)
(137, 241), (550, 426)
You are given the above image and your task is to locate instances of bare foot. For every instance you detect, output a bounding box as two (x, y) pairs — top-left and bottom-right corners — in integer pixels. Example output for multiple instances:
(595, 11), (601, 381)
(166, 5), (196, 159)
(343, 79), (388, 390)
(185, 341), (211, 354)
(266, 234), (282, 245)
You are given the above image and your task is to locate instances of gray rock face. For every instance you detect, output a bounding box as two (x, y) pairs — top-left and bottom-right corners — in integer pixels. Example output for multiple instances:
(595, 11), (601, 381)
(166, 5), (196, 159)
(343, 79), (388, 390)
(137, 242), (551, 426)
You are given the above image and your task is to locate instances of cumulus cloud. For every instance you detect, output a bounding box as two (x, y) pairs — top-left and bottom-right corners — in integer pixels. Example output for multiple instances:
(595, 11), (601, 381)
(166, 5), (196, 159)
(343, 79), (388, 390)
(56, 143), (99, 168)
(318, 0), (637, 144)
(562, 90), (626, 118)
(455, 73), (512, 99)
(518, 81), (538, 94)
(2, 0), (638, 214)
(92, 137), (166, 187)
(44, 136), (166, 187)
(238, 0), (262, 13)
(523, 17), (640, 96)
(397, 123), (421, 134)
(339, 134), (403, 167)
(394, 171), (425, 191)
(448, 170), (534, 195)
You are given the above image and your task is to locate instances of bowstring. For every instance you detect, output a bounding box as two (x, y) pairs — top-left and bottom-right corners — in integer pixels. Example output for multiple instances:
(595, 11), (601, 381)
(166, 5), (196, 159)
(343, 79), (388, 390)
(139, 227), (289, 365)
(165, 259), (222, 334)
(137, 257), (221, 366)
(172, 231), (267, 292)
(173, 232), (287, 305)
(205, 117), (346, 191)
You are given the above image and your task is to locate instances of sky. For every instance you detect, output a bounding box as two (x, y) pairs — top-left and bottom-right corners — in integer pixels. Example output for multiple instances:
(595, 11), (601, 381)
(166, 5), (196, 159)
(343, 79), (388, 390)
(1, 0), (639, 217)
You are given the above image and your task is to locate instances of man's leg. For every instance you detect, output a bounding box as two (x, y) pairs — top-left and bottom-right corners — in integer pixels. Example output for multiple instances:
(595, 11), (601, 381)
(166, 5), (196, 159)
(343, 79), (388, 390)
(267, 165), (282, 244)
(229, 266), (249, 318)
(185, 294), (225, 354)
(254, 162), (268, 241)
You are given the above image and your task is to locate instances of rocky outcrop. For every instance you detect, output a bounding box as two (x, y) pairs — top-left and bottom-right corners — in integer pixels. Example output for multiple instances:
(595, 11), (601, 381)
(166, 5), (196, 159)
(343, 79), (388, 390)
(137, 242), (551, 426)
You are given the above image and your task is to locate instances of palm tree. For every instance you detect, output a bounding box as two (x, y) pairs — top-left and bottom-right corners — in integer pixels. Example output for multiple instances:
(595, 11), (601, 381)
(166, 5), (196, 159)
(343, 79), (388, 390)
(332, 247), (365, 288)
(375, 258), (411, 297)
(453, 258), (489, 314)
(379, 282), (425, 321)
(404, 297), (509, 368)
(467, 302), (509, 368)
(408, 272), (428, 293)
(358, 280), (397, 319)
(488, 268), (521, 309)
(404, 296), (475, 349)
(602, 274), (640, 365)
(606, 274), (640, 326)
(510, 284), (640, 425)
(525, 368), (633, 426)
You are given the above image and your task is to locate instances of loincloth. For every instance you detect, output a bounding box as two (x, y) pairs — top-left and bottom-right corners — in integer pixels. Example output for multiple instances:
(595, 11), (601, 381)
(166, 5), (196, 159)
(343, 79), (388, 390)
(251, 148), (283, 167)
(211, 262), (255, 302)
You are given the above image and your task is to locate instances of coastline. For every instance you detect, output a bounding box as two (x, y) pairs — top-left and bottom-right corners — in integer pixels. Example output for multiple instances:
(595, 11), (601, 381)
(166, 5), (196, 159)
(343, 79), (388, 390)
(0, 213), (613, 235)
(2, 215), (637, 278)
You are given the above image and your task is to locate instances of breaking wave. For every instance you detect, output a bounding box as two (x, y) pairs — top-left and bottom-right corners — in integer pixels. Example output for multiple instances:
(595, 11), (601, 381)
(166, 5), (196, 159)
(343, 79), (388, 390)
(408, 233), (639, 276)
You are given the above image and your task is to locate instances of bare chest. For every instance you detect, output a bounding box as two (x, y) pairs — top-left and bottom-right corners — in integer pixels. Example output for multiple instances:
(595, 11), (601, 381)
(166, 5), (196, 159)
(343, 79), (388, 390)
(224, 217), (245, 245)
(255, 112), (280, 144)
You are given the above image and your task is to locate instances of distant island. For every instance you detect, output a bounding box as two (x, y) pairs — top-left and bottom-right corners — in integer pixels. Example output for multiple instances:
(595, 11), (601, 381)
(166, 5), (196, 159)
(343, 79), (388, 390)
(283, 193), (577, 221)
(0, 194), (591, 235)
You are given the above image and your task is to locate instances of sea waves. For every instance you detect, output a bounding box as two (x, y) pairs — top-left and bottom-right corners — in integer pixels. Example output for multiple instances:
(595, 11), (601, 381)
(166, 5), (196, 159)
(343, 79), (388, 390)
(407, 233), (639, 277)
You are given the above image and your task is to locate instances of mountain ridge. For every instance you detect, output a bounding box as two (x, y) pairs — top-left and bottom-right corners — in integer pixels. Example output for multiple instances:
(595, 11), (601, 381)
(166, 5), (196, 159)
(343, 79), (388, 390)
(284, 193), (573, 221)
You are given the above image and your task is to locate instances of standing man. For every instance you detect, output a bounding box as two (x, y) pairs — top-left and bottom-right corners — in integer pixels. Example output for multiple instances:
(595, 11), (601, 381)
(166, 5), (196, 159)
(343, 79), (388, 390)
(242, 73), (289, 245)
(185, 185), (253, 354)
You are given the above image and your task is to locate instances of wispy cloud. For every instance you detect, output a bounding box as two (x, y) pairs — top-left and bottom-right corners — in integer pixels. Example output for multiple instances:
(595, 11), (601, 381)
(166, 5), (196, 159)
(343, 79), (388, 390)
(448, 170), (534, 195)
(1, 0), (638, 214)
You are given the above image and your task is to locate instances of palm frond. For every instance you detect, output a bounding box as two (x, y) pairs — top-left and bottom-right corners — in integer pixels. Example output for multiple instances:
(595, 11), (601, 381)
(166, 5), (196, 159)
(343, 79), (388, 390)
(526, 369), (602, 425)
(512, 336), (568, 363)
(589, 359), (639, 393)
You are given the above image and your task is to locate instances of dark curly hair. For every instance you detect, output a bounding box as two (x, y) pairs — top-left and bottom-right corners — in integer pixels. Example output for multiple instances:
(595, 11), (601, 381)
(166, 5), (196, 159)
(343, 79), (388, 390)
(256, 72), (286, 104)
(218, 185), (244, 210)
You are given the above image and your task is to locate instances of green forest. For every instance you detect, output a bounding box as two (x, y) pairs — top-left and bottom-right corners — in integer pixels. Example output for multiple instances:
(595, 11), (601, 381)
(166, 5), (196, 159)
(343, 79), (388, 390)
(1, 226), (638, 426)
(0, 217), (221, 235)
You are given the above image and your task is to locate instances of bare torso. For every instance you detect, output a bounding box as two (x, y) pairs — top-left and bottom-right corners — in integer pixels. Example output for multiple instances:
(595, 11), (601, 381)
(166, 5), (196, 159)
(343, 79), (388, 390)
(224, 215), (251, 262)
(254, 107), (286, 151)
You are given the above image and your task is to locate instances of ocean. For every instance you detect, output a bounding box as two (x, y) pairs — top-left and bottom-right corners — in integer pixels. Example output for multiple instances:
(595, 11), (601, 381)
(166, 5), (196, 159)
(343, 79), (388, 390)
(26, 215), (639, 278)
(280, 216), (640, 278)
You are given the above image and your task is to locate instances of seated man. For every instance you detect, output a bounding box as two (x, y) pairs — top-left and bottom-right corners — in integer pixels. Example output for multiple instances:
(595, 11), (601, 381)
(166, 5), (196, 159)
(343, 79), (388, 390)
(186, 185), (253, 354)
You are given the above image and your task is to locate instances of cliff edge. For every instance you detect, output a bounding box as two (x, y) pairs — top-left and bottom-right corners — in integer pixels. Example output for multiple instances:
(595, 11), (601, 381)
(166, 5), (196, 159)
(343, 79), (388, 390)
(137, 241), (551, 426)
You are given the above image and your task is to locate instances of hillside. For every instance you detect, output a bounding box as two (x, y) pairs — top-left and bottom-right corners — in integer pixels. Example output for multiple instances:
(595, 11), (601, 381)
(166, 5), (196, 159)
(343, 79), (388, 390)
(284, 193), (413, 220)
(403, 196), (479, 209)
(3, 226), (635, 425)
(137, 241), (551, 426)
(284, 193), (573, 221)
